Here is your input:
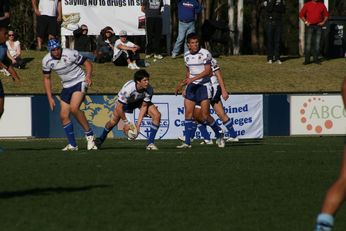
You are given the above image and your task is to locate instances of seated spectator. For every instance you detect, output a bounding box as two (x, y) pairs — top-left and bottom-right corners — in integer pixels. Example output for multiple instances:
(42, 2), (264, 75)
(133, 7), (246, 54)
(96, 26), (116, 63)
(73, 24), (96, 62)
(112, 30), (141, 70)
(6, 31), (25, 69)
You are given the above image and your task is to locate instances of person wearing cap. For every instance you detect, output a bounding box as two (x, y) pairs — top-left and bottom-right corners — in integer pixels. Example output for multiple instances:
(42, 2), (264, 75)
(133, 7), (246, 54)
(141, 0), (164, 60)
(112, 30), (141, 70)
(73, 24), (96, 62)
(42, 39), (97, 151)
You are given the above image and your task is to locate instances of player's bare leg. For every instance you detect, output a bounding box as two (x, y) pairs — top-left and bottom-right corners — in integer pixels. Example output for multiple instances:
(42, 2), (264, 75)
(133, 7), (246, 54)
(213, 101), (238, 142)
(315, 146), (346, 230)
(146, 105), (161, 150)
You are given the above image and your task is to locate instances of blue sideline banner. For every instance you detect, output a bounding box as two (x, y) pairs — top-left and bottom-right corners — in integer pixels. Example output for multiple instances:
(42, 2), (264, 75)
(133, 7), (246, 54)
(31, 94), (263, 139)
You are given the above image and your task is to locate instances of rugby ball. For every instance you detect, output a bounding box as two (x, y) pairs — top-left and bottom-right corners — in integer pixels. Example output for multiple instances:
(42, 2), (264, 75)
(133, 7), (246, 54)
(124, 123), (138, 140)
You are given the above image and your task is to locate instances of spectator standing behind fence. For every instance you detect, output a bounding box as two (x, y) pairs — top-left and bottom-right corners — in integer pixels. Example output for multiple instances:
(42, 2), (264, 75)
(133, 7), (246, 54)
(141, 0), (163, 60)
(73, 24), (96, 62)
(171, 0), (202, 58)
(264, 0), (285, 64)
(96, 26), (116, 63)
(299, 0), (328, 65)
(0, 0), (10, 29)
(31, 0), (62, 51)
(112, 30), (141, 70)
(6, 30), (26, 69)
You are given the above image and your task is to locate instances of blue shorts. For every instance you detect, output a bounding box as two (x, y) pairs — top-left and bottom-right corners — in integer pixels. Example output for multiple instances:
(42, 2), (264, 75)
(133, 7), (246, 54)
(60, 82), (87, 104)
(185, 83), (210, 104)
(120, 100), (153, 113)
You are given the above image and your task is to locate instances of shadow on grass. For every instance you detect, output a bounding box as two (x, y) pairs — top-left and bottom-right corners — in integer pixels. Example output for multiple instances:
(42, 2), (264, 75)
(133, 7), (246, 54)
(0, 184), (111, 199)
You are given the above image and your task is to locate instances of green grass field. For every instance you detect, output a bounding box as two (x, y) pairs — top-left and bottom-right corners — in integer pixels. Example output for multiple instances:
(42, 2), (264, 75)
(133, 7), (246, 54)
(2, 51), (346, 94)
(0, 137), (346, 231)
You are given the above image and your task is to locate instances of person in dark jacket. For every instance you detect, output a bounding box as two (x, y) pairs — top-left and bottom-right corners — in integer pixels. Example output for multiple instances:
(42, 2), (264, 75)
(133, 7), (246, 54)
(73, 24), (96, 62)
(264, 0), (286, 64)
(95, 26), (116, 63)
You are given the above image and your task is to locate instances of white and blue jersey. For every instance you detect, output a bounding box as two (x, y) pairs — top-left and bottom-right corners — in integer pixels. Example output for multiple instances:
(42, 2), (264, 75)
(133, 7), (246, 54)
(184, 48), (212, 85)
(209, 58), (222, 104)
(117, 80), (154, 113)
(42, 48), (87, 88)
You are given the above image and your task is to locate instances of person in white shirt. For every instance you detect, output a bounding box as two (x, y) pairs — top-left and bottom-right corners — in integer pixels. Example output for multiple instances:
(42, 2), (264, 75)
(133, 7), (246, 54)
(176, 33), (224, 149)
(42, 39), (97, 151)
(6, 30), (25, 69)
(31, 0), (62, 50)
(112, 30), (141, 70)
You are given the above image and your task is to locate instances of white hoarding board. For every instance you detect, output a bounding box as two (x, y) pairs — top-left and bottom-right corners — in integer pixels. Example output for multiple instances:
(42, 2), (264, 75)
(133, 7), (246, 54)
(127, 95), (263, 140)
(61, 0), (170, 36)
(0, 96), (32, 137)
(290, 95), (346, 135)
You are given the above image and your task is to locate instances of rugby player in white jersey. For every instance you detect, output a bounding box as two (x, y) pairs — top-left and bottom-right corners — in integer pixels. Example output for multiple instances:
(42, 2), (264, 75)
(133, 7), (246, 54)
(42, 39), (97, 151)
(178, 58), (238, 144)
(95, 70), (161, 150)
(176, 33), (224, 148)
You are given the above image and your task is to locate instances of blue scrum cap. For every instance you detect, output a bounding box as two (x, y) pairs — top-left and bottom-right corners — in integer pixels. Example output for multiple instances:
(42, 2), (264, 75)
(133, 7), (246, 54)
(47, 39), (61, 51)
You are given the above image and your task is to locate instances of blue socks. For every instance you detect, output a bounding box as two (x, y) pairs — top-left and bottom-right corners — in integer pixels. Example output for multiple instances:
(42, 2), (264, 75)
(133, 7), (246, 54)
(198, 124), (210, 141)
(224, 119), (237, 138)
(316, 213), (334, 231)
(99, 127), (111, 143)
(184, 119), (193, 145)
(148, 123), (159, 144)
(85, 129), (94, 137)
(63, 122), (77, 147)
(190, 121), (197, 139)
(207, 120), (222, 138)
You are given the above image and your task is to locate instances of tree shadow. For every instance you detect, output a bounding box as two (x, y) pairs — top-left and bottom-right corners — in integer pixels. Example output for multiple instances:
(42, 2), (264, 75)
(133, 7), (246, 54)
(0, 184), (111, 199)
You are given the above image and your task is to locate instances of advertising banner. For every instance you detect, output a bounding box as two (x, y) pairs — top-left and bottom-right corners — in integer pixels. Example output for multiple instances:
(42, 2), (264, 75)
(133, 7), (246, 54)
(127, 95), (264, 139)
(290, 95), (346, 135)
(61, 0), (171, 36)
(0, 96), (32, 137)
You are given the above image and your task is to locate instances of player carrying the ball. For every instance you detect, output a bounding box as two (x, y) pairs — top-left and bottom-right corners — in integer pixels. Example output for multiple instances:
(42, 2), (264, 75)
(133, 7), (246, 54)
(96, 69), (161, 150)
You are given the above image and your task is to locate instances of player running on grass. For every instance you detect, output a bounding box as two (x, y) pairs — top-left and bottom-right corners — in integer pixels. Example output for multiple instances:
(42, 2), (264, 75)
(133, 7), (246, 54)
(95, 69), (161, 150)
(176, 32), (224, 149)
(178, 58), (238, 144)
(42, 39), (97, 151)
(314, 77), (346, 231)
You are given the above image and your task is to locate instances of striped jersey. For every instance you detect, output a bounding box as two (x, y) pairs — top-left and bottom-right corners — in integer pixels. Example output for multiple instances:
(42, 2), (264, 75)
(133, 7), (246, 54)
(184, 48), (212, 84)
(118, 80), (153, 105)
(42, 48), (86, 88)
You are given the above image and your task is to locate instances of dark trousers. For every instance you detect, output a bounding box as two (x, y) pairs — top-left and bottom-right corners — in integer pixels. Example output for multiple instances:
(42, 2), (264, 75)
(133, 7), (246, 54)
(145, 17), (162, 55)
(13, 57), (26, 69)
(266, 20), (282, 61)
(304, 25), (322, 63)
(113, 50), (140, 66)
